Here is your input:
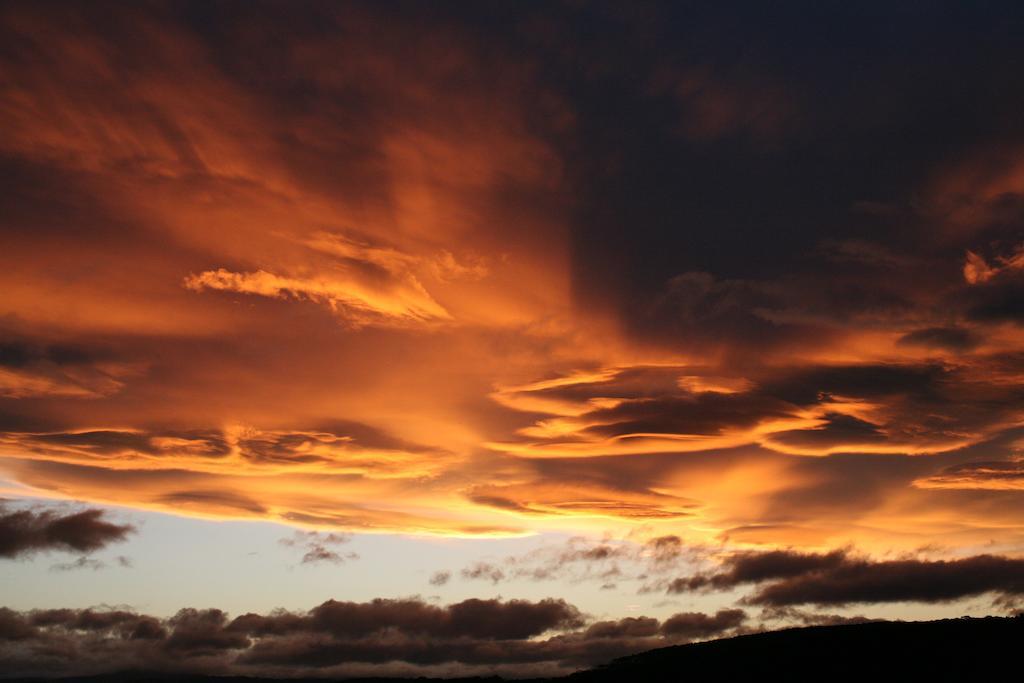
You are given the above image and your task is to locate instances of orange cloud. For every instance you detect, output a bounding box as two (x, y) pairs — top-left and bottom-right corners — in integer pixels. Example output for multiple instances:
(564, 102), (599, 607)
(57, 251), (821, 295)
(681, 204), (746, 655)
(4, 0), (1024, 559)
(184, 268), (450, 327)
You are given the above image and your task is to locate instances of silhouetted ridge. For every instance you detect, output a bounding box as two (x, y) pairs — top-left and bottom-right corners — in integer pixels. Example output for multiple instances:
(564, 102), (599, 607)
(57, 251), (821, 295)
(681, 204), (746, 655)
(569, 615), (1024, 682)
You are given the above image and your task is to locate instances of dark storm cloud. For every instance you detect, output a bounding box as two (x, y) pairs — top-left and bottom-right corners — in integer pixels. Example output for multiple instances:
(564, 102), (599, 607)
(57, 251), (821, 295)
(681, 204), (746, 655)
(561, 1), (1024, 333)
(0, 608), (35, 640)
(0, 501), (134, 558)
(27, 608), (165, 640)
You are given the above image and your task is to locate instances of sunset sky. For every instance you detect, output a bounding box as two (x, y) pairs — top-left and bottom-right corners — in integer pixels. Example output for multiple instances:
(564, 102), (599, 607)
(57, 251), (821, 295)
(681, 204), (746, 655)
(4, 0), (1024, 678)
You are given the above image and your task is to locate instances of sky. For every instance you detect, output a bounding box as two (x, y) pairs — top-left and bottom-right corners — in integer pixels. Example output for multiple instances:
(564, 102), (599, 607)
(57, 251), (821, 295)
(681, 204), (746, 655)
(4, 0), (1024, 678)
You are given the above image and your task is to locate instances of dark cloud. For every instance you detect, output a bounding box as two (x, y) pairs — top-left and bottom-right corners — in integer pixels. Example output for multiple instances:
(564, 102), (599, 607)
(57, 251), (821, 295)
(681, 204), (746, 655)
(660, 609), (747, 638)
(964, 268), (1024, 323)
(640, 272), (814, 352)
(671, 549), (849, 593)
(0, 608), (35, 641)
(0, 501), (134, 558)
(166, 609), (250, 654)
(0, 326), (131, 399)
(0, 599), (751, 677)
(748, 554), (1024, 606)
(758, 606), (875, 627)
(760, 363), (948, 406)
(766, 413), (887, 452)
(897, 327), (979, 352)
(561, 0), (1024, 344)
(668, 547), (1024, 607)
(584, 617), (660, 639)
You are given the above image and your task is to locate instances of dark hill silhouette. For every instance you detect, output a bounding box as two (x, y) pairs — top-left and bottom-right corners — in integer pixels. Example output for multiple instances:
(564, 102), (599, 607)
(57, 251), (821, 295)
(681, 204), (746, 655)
(8, 616), (1023, 683)
(568, 615), (1024, 682)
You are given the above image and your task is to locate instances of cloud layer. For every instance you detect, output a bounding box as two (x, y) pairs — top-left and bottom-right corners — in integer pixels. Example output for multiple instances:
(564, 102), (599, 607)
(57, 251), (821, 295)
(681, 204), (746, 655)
(0, 598), (747, 678)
